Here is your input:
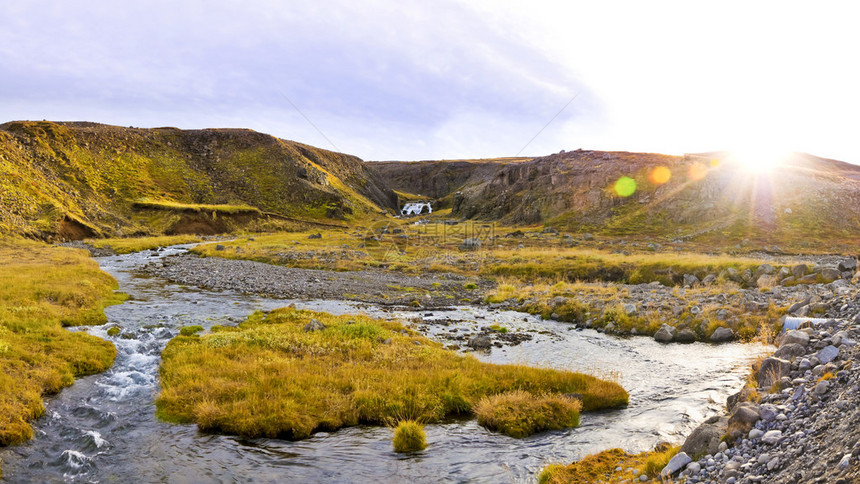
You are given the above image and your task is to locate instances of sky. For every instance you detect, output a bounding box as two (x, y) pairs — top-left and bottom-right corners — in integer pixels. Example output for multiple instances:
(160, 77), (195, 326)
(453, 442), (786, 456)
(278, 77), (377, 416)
(1, 1), (859, 163)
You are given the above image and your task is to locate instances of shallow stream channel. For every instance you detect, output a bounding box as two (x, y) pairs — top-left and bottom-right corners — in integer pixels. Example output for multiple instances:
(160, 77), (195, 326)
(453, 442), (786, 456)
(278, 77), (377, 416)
(1, 245), (767, 483)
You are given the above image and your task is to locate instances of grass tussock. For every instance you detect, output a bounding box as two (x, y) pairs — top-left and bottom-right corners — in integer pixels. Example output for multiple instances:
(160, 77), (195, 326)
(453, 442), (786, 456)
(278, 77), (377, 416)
(392, 420), (427, 453)
(86, 234), (201, 254)
(156, 308), (628, 439)
(538, 444), (679, 484)
(0, 238), (120, 448)
(474, 390), (581, 438)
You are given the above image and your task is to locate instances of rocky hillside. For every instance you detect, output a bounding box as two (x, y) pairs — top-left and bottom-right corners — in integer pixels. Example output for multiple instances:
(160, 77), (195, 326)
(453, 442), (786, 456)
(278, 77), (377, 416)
(374, 150), (860, 248)
(0, 121), (397, 239)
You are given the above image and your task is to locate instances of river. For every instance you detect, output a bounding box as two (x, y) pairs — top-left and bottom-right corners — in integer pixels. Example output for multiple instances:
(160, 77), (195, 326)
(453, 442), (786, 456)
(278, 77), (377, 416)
(0, 246), (767, 483)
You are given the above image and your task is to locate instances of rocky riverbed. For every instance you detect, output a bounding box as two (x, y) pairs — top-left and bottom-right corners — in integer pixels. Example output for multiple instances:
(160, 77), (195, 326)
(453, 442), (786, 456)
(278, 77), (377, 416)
(142, 250), (489, 308)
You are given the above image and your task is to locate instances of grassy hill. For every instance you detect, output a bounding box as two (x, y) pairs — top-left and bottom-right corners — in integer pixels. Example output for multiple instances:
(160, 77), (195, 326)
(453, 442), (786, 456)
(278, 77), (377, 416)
(0, 121), (397, 239)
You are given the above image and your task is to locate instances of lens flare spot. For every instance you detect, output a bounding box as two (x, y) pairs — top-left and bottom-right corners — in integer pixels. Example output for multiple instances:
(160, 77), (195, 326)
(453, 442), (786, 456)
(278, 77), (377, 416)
(649, 166), (671, 184)
(688, 162), (707, 181)
(614, 176), (636, 197)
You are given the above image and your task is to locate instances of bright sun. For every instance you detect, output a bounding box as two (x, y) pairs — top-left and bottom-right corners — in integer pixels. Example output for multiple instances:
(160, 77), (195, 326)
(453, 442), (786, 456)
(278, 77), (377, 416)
(728, 147), (790, 174)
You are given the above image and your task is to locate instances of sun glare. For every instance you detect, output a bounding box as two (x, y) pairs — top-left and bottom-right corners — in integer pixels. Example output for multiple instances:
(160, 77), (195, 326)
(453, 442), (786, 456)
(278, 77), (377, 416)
(729, 147), (790, 174)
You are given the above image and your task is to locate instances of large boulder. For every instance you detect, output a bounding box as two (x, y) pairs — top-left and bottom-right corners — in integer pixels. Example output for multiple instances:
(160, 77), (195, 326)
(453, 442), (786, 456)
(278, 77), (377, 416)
(654, 325), (675, 343)
(674, 328), (697, 344)
(467, 334), (492, 350)
(681, 420), (725, 456)
(757, 357), (791, 388)
(683, 274), (700, 288)
(303, 318), (326, 332)
(791, 264), (808, 278)
(838, 258), (857, 272)
(754, 264), (775, 279)
(779, 329), (810, 347)
(773, 343), (807, 361)
(710, 327), (734, 343)
(819, 267), (841, 283)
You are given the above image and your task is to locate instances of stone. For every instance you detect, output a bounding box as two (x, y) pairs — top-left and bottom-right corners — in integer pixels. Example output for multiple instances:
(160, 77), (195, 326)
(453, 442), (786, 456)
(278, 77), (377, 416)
(728, 404), (760, 432)
(467, 334), (492, 350)
(675, 328), (697, 344)
(831, 330), (849, 346)
(777, 266), (792, 279)
(757, 357), (791, 388)
(710, 326), (734, 343)
(819, 267), (841, 283)
(661, 452), (692, 478)
(755, 264), (775, 278)
(838, 453), (852, 470)
(303, 318), (326, 332)
(758, 404), (778, 422)
(749, 428), (765, 439)
(623, 303), (637, 316)
(774, 343), (807, 360)
(702, 274), (717, 285)
(838, 259), (857, 272)
(788, 298), (811, 314)
(817, 345), (839, 364)
(681, 422), (723, 457)
(214, 244), (226, 251)
(780, 329), (810, 347)
(683, 274), (700, 287)
(458, 238), (482, 251)
(654, 325), (675, 343)
(686, 462), (701, 474)
(798, 358), (812, 371)
(761, 430), (782, 445)
(791, 264), (809, 278)
(814, 379), (830, 395)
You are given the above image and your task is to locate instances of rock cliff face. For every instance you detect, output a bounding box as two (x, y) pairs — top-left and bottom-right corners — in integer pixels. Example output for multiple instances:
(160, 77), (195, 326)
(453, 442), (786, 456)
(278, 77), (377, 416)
(368, 158), (524, 207)
(374, 149), (860, 244)
(0, 121), (397, 238)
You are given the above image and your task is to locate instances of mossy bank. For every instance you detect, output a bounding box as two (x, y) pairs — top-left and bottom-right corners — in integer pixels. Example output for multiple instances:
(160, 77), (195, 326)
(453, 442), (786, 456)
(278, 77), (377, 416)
(156, 307), (628, 439)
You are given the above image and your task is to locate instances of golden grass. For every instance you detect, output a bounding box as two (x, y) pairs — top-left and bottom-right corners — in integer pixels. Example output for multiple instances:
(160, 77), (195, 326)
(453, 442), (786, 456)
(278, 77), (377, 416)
(156, 308), (628, 439)
(485, 278), (787, 341)
(193, 227), (798, 289)
(132, 198), (262, 214)
(0, 238), (121, 448)
(86, 234), (201, 254)
(392, 420), (427, 452)
(474, 390), (581, 438)
(538, 444), (679, 484)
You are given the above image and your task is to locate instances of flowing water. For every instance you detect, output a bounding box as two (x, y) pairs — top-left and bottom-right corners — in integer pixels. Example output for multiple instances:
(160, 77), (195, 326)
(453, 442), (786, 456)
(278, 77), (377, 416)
(1, 246), (767, 483)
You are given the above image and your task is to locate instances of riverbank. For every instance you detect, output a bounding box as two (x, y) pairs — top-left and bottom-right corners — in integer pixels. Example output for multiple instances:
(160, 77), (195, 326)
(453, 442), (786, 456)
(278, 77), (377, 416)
(541, 287), (860, 483)
(0, 239), (124, 477)
(666, 314), (860, 483)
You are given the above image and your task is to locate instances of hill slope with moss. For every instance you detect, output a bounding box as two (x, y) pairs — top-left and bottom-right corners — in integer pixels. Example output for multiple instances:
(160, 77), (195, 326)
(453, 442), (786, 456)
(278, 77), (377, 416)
(0, 121), (397, 239)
